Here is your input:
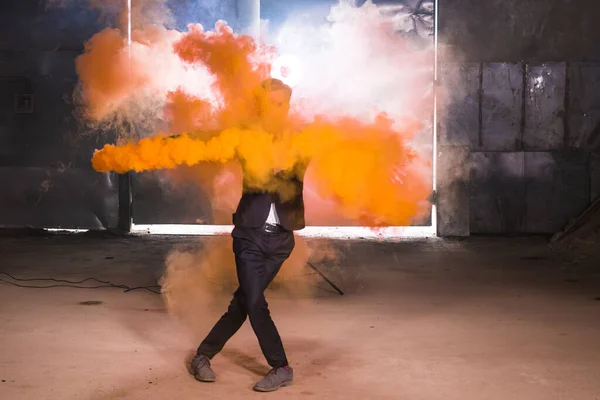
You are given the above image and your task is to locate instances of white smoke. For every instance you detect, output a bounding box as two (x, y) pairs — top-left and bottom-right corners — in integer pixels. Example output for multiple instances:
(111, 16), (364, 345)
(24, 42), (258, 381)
(265, 0), (435, 136)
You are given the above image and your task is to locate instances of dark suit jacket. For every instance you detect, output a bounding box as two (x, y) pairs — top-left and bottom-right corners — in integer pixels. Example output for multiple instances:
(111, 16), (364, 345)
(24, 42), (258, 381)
(232, 161), (308, 231)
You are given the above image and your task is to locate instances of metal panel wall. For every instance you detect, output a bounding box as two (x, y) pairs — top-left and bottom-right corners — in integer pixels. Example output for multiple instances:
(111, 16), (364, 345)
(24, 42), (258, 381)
(481, 63), (523, 151)
(436, 145), (470, 236)
(592, 155), (600, 202)
(440, 61), (600, 234)
(0, 49), (119, 229)
(568, 63), (600, 151)
(523, 152), (589, 232)
(439, 63), (480, 148)
(469, 152), (526, 233)
(437, 63), (478, 236)
(524, 63), (566, 151)
(438, 0), (600, 62)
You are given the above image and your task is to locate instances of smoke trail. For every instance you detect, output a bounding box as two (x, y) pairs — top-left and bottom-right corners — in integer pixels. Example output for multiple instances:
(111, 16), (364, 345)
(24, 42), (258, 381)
(91, 111), (428, 226)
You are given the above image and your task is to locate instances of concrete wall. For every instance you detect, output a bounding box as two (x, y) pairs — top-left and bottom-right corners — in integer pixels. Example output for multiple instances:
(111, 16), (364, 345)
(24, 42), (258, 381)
(436, 0), (600, 235)
(438, 62), (600, 235)
(0, 1), (118, 229)
(439, 0), (600, 62)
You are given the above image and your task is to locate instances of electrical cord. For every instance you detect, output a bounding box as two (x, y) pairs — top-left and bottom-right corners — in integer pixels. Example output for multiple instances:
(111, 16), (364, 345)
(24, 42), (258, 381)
(0, 271), (162, 294)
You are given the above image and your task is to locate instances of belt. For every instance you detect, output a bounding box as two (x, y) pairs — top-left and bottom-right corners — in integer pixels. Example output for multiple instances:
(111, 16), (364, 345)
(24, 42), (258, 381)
(262, 223), (286, 234)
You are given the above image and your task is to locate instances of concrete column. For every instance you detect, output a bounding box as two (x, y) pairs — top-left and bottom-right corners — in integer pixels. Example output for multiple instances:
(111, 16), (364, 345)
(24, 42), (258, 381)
(436, 145), (471, 237)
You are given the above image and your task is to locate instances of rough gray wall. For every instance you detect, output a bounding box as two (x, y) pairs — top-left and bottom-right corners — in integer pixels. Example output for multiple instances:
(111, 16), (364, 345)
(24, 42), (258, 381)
(0, 1), (118, 229)
(440, 0), (600, 62)
(437, 0), (600, 235)
(439, 62), (600, 235)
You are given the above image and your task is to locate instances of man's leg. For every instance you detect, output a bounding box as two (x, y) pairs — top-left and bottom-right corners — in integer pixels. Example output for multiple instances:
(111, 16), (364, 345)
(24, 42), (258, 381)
(190, 287), (248, 382)
(196, 287), (247, 358)
(238, 254), (289, 367)
(195, 227), (290, 360)
(233, 229), (295, 368)
(245, 230), (296, 392)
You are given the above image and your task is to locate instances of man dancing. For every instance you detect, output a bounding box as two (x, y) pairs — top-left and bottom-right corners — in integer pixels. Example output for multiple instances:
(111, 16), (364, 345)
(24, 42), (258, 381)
(189, 78), (306, 392)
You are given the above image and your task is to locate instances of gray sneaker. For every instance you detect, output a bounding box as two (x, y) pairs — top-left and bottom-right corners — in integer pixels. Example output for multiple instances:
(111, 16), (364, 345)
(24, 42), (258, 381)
(253, 366), (294, 392)
(189, 354), (216, 382)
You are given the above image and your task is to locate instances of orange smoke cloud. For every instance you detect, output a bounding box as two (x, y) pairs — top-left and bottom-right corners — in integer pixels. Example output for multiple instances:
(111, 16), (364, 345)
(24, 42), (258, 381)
(164, 90), (214, 134)
(74, 24), (217, 128)
(78, 10), (432, 226)
(174, 21), (274, 129)
(75, 28), (150, 120)
(91, 131), (239, 173)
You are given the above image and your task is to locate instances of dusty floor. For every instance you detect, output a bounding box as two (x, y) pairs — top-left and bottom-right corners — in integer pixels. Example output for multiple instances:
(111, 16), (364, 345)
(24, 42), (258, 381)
(1, 232), (600, 400)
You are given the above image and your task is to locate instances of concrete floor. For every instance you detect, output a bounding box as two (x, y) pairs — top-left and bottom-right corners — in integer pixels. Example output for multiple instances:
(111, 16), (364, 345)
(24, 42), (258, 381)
(1, 233), (599, 400)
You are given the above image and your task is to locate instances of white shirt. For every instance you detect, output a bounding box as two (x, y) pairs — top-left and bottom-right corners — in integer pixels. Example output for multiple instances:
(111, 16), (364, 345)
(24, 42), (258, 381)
(265, 202), (280, 224)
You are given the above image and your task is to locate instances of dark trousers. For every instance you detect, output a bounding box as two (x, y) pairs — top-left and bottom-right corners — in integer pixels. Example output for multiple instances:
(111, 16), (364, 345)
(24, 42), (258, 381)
(197, 226), (295, 368)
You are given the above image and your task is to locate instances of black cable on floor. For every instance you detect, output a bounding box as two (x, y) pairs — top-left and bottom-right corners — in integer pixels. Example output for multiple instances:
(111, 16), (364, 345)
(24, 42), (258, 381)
(0, 271), (162, 294)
